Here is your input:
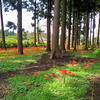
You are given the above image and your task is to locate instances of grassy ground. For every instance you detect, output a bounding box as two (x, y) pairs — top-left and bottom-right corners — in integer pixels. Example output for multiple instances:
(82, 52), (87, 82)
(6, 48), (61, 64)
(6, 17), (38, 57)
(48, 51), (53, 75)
(0, 46), (100, 100)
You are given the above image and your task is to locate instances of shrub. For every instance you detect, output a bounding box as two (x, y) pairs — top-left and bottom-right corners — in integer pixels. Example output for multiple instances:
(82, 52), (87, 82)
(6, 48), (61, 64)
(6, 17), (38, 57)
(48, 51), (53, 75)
(22, 40), (30, 47)
(94, 49), (100, 59)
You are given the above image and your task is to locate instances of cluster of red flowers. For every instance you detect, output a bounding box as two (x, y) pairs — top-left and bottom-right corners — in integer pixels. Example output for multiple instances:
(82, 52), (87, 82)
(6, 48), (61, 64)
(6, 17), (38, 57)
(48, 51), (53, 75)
(71, 60), (80, 66)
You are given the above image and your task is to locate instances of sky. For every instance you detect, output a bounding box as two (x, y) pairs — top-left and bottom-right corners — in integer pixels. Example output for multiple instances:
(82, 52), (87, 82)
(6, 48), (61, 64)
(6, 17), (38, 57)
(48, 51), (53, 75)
(0, 4), (99, 38)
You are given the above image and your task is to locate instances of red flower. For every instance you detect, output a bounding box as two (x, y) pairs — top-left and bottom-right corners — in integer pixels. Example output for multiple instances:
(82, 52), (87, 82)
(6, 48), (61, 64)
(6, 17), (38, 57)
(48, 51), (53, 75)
(86, 58), (88, 60)
(61, 69), (68, 75)
(44, 75), (49, 79)
(72, 74), (76, 76)
(7, 57), (9, 59)
(76, 63), (80, 65)
(81, 51), (83, 54)
(68, 71), (71, 74)
(93, 61), (96, 63)
(51, 73), (55, 76)
(86, 64), (90, 68)
(84, 61), (86, 63)
(34, 72), (39, 75)
(11, 74), (14, 77)
(53, 60), (55, 63)
(89, 62), (94, 65)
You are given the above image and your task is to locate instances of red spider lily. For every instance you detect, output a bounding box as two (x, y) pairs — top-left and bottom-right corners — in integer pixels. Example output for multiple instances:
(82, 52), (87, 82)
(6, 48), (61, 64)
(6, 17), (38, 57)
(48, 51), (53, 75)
(89, 62), (94, 65)
(51, 73), (55, 76)
(68, 71), (71, 74)
(61, 69), (68, 75)
(34, 72), (39, 75)
(84, 62), (88, 65)
(86, 58), (88, 60)
(72, 60), (77, 64)
(11, 74), (14, 77)
(44, 75), (49, 79)
(72, 74), (76, 76)
(86, 64), (90, 68)
(76, 63), (80, 65)
(84, 61), (86, 63)
(10, 55), (12, 56)
(53, 60), (55, 63)
(81, 51), (83, 54)
(7, 57), (9, 59)
(93, 61), (96, 63)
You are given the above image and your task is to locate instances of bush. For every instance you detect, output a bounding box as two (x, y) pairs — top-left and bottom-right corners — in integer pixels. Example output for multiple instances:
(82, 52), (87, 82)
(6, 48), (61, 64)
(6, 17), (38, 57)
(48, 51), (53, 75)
(22, 40), (30, 47)
(94, 49), (100, 59)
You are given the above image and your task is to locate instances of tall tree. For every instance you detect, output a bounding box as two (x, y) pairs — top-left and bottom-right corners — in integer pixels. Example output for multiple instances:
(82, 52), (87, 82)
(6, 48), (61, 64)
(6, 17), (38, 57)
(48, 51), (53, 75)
(92, 0), (95, 49)
(67, 0), (72, 50)
(90, 13), (92, 45)
(85, 11), (89, 50)
(46, 0), (51, 51)
(74, 7), (79, 51)
(71, 5), (74, 48)
(0, 0), (6, 48)
(50, 0), (62, 59)
(18, 0), (23, 54)
(34, 0), (36, 47)
(60, 0), (67, 52)
(96, 11), (100, 47)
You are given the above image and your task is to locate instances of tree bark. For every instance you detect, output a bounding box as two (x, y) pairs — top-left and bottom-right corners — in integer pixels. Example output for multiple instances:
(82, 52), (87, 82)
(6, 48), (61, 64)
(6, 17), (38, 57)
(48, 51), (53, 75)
(71, 6), (74, 48)
(46, 0), (51, 51)
(34, 0), (36, 47)
(0, 0), (6, 48)
(85, 11), (89, 50)
(67, 0), (72, 50)
(60, 0), (67, 52)
(96, 12), (100, 47)
(50, 0), (62, 59)
(74, 7), (79, 51)
(18, 0), (23, 54)
(90, 13), (92, 45)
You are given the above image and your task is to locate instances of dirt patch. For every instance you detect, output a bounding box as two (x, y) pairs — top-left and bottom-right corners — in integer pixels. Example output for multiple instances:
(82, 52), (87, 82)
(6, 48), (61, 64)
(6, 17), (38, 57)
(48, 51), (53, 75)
(0, 51), (100, 100)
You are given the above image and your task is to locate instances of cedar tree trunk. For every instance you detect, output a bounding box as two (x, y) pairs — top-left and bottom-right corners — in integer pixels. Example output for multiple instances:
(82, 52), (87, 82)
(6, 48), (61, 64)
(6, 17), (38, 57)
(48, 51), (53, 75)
(71, 6), (74, 48)
(0, 0), (6, 48)
(67, 0), (71, 50)
(18, 0), (23, 54)
(46, 0), (51, 51)
(60, 0), (67, 52)
(50, 0), (62, 59)
(74, 7), (79, 51)
(34, 0), (36, 47)
(85, 11), (89, 50)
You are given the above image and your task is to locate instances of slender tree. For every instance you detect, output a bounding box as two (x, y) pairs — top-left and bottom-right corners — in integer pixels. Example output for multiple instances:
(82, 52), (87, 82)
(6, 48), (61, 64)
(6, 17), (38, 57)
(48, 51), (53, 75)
(60, 0), (67, 52)
(96, 11), (100, 47)
(71, 6), (74, 48)
(90, 13), (92, 45)
(67, 0), (72, 50)
(18, 0), (23, 54)
(0, 0), (6, 48)
(46, 0), (51, 51)
(85, 11), (89, 50)
(74, 7), (79, 51)
(50, 0), (62, 59)
(34, 0), (36, 47)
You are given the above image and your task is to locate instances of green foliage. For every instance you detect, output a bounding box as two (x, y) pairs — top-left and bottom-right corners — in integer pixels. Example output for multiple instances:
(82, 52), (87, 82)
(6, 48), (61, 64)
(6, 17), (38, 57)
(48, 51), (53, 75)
(5, 39), (17, 48)
(94, 49), (100, 59)
(22, 40), (30, 47)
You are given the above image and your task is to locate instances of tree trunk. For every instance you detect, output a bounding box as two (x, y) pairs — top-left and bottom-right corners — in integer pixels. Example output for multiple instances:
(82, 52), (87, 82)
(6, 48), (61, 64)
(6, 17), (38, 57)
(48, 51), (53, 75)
(18, 0), (23, 54)
(50, 0), (62, 59)
(37, 19), (39, 44)
(0, 0), (6, 48)
(71, 6), (74, 48)
(96, 12), (100, 47)
(74, 7), (79, 51)
(90, 13), (92, 46)
(46, 0), (51, 51)
(85, 11), (89, 50)
(67, 0), (72, 50)
(83, 15), (86, 41)
(34, 0), (36, 47)
(60, 0), (67, 52)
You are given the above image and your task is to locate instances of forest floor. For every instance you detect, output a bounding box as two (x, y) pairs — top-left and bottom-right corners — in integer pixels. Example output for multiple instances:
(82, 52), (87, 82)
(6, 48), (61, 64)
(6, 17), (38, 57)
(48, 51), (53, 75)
(0, 51), (100, 100)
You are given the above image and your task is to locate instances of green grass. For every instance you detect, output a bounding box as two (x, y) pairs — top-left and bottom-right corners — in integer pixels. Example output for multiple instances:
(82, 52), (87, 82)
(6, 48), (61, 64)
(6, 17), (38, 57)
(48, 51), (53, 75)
(0, 47), (47, 73)
(3, 61), (100, 100)
(1, 46), (100, 100)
